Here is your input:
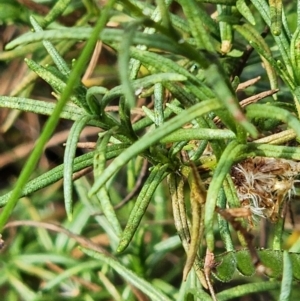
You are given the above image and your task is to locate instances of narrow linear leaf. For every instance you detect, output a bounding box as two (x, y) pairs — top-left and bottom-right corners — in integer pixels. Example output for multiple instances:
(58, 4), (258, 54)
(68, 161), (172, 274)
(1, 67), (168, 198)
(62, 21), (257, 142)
(86, 86), (108, 115)
(117, 163), (169, 252)
(197, 0), (236, 4)
(118, 21), (142, 109)
(177, 0), (215, 53)
(269, 0), (282, 35)
(94, 129), (122, 237)
(64, 115), (93, 220)
(42, 0), (72, 28)
(251, 0), (292, 71)
(217, 183), (234, 251)
(217, 282), (280, 301)
(128, 0), (173, 79)
(279, 251), (293, 301)
(30, 16), (70, 76)
(217, 5), (233, 54)
(205, 141), (248, 251)
(25, 58), (90, 112)
(290, 27), (300, 85)
(236, 0), (256, 25)
(234, 24), (278, 93)
(0, 96), (90, 122)
(252, 143), (300, 161)
(168, 173), (190, 247)
(160, 128), (236, 143)
(154, 83), (164, 127)
(246, 104), (300, 138)
(6, 28), (187, 56)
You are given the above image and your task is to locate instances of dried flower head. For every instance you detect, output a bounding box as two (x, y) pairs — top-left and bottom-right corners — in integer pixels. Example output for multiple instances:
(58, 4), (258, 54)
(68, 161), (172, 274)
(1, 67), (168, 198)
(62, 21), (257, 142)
(231, 157), (300, 222)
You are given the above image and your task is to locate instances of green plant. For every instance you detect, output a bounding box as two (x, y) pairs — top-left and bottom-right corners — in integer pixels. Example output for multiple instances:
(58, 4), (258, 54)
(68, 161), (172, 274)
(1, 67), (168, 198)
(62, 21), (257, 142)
(0, 0), (300, 300)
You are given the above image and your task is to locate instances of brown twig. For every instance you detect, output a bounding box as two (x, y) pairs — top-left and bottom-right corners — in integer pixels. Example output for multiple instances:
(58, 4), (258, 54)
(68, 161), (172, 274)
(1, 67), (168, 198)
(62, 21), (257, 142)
(72, 166), (93, 181)
(236, 76), (261, 91)
(213, 89), (279, 125)
(114, 159), (149, 210)
(4, 220), (111, 256)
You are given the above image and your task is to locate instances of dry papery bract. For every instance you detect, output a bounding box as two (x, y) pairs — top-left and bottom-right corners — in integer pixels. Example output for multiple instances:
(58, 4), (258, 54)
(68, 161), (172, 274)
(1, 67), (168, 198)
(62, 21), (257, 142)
(231, 157), (300, 222)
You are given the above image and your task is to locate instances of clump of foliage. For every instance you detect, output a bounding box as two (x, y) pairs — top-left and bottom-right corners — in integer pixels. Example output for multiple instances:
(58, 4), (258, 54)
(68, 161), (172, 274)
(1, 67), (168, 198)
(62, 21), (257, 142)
(0, 0), (300, 300)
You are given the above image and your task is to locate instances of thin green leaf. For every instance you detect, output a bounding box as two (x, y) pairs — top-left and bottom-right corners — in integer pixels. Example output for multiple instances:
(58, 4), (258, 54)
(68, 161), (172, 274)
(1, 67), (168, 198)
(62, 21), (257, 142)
(25, 58), (90, 112)
(251, 143), (300, 161)
(217, 282), (280, 301)
(290, 27), (300, 84)
(160, 128), (236, 143)
(234, 24), (278, 93)
(129, 47), (214, 101)
(197, 0), (236, 3)
(154, 83), (164, 127)
(279, 251), (293, 301)
(216, 184), (234, 251)
(86, 86), (108, 115)
(217, 5), (233, 54)
(41, 0), (72, 28)
(94, 130), (122, 237)
(117, 163), (169, 252)
(269, 0), (282, 35)
(74, 177), (120, 250)
(185, 289), (213, 301)
(205, 141), (248, 251)
(246, 104), (300, 138)
(30, 16), (70, 76)
(64, 115), (93, 220)
(128, 0), (173, 79)
(177, 0), (215, 53)
(119, 21), (143, 109)
(251, 0), (292, 72)
(236, 0), (256, 25)
(6, 28), (189, 57)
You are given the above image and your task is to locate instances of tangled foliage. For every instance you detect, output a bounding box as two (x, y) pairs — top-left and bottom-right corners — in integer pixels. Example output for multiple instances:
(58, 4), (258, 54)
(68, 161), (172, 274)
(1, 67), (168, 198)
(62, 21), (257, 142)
(0, 0), (300, 300)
